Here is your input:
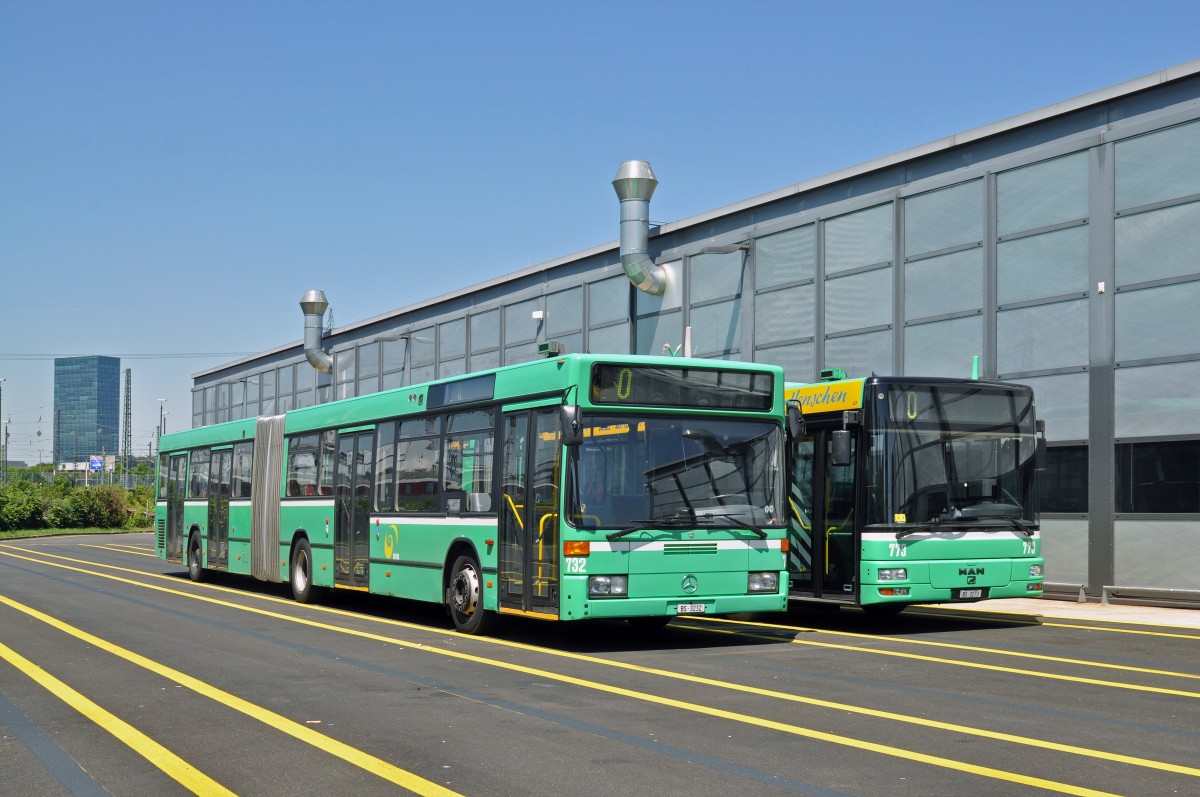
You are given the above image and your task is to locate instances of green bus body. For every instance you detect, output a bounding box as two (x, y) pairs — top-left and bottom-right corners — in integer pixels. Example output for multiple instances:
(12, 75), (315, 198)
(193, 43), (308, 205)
(155, 354), (789, 632)
(784, 374), (1045, 613)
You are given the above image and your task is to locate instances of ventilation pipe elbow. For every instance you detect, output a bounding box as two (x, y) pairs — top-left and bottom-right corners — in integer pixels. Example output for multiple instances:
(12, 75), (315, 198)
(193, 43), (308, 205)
(612, 160), (665, 296)
(300, 289), (333, 374)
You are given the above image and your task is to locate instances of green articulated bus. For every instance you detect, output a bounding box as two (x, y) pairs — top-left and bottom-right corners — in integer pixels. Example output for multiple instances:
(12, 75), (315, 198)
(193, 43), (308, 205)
(155, 353), (791, 633)
(784, 370), (1045, 615)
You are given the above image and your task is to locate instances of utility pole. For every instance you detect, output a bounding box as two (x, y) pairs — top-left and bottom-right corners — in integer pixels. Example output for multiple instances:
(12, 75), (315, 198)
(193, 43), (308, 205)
(0, 377), (6, 486)
(122, 368), (132, 489)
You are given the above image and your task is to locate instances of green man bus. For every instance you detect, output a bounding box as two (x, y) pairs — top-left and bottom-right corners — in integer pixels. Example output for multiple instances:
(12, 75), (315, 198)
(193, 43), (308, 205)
(784, 370), (1045, 614)
(155, 353), (790, 633)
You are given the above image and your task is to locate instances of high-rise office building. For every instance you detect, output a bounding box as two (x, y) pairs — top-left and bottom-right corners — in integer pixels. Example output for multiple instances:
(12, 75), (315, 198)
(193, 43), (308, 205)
(54, 356), (120, 466)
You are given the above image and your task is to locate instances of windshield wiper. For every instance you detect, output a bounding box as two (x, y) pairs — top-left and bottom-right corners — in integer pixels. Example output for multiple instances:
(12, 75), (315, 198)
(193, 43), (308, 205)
(607, 514), (695, 541)
(606, 511), (769, 541)
(694, 510), (768, 538)
(895, 523), (962, 539)
(895, 516), (1035, 539)
(1007, 517), (1035, 537)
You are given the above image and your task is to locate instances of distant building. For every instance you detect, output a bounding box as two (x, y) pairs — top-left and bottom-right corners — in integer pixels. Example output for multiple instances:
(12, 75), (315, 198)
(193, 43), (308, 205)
(54, 356), (120, 466)
(193, 62), (1200, 598)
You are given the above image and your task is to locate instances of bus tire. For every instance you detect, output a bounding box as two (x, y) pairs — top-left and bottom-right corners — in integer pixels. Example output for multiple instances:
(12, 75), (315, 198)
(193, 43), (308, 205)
(862, 602), (906, 617)
(291, 538), (319, 604)
(187, 533), (205, 583)
(447, 554), (494, 635)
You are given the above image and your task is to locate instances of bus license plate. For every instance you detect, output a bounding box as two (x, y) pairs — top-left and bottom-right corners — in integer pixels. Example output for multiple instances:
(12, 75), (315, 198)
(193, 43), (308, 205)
(957, 589), (983, 599)
(676, 603), (707, 614)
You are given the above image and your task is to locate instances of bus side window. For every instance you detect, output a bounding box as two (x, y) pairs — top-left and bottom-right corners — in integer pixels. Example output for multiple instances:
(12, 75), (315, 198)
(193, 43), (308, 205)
(286, 434), (319, 498)
(190, 449), (211, 499)
(789, 438), (815, 528)
(233, 442), (253, 498)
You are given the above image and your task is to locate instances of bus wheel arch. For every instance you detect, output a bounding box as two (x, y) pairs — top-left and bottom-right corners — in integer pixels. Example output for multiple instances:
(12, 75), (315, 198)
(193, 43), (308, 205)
(187, 527), (205, 582)
(289, 533), (321, 604)
(445, 544), (494, 635)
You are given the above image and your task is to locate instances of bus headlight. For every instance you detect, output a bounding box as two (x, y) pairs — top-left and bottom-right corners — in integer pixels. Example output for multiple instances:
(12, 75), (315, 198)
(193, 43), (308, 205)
(748, 572), (779, 592)
(878, 568), (908, 581)
(1029, 565), (1043, 578)
(588, 575), (628, 596)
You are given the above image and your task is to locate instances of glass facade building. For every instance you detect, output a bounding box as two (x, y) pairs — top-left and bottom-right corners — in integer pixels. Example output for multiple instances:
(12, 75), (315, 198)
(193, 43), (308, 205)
(194, 61), (1200, 599)
(54, 356), (121, 466)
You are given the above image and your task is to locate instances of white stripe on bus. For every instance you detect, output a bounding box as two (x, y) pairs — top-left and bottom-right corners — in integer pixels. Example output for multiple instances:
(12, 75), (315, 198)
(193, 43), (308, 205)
(591, 539), (781, 553)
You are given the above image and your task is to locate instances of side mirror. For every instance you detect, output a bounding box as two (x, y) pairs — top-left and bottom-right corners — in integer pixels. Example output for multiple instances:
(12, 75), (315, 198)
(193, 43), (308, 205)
(830, 430), (852, 467)
(1035, 418), (1047, 470)
(560, 404), (583, 447)
(786, 404), (805, 441)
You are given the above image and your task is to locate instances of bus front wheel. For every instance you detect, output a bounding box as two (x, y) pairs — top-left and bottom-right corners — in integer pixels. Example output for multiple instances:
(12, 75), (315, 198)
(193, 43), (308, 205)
(447, 554), (494, 635)
(187, 534), (205, 583)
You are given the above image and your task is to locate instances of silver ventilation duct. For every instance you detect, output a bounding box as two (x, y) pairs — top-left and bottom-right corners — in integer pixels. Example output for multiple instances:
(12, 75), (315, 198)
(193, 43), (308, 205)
(612, 160), (665, 296)
(300, 289), (333, 374)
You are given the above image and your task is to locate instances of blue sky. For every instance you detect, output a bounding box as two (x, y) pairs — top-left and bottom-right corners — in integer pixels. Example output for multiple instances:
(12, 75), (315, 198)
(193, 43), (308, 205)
(2, 0), (1198, 464)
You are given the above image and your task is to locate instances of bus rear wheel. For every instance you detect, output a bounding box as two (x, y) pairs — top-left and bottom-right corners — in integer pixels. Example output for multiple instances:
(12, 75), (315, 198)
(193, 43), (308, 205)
(447, 554), (494, 635)
(291, 538), (320, 604)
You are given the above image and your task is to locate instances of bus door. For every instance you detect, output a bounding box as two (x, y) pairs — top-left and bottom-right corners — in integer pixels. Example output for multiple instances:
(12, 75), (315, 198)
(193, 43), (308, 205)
(207, 448), (232, 569)
(789, 424), (859, 601)
(334, 430), (374, 588)
(497, 409), (561, 615)
(165, 454), (188, 562)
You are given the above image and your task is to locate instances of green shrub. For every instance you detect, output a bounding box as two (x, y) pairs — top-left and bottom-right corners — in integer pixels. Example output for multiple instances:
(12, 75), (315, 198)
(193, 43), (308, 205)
(125, 485), (156, 529)
(0, 480), (154, 532)
(45, 490), (89, 529)
(89, 485), (130, 528)
(44, 485), (129, 529)
(0, 483), (47, 530)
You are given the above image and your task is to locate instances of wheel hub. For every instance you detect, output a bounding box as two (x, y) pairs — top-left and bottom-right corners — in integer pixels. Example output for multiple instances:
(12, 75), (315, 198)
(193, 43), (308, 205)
(451, 565), (480, 615)
(293, 551), (309, 589)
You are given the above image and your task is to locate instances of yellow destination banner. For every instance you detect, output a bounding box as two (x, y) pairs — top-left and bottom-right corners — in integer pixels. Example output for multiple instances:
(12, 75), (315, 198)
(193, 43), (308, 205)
(785, 379), (865, 415)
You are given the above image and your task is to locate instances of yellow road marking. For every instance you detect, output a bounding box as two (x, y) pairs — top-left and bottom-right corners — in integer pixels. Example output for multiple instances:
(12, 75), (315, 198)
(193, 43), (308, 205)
(697, 615), (1200, 681)
(1042, 621), (1200, 641)
(0, 593), (460, 797)
(0, 549), (1164, 795)
(80, 543), (158, 558)
(757, 631), (1200, 699)
(0, 639), (236, 796)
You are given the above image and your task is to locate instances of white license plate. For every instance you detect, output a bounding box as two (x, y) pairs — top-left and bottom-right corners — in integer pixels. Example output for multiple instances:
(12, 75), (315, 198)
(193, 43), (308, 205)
(676, 603), (707, 614)
(958, 589), (983, 599)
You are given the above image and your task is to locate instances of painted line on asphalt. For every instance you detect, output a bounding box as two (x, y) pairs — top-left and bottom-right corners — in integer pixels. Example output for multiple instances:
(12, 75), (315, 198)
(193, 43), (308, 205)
(79, 543), (158, 558)
(0, 593), (461, 797)
(0, 548), (1149, 796)
(0, 686), (113, 797)
(0, 637), (236, 796)
(694, 615), (1200, 681)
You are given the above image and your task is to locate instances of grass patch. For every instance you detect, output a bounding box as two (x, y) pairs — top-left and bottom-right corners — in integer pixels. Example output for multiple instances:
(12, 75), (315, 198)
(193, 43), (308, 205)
(0, 527), (152, 541)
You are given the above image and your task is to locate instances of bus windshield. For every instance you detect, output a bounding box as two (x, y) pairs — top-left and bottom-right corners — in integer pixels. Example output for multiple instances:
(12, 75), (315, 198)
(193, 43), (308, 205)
(867, 384), (1039, 528)
(567, 414), (784, 530)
